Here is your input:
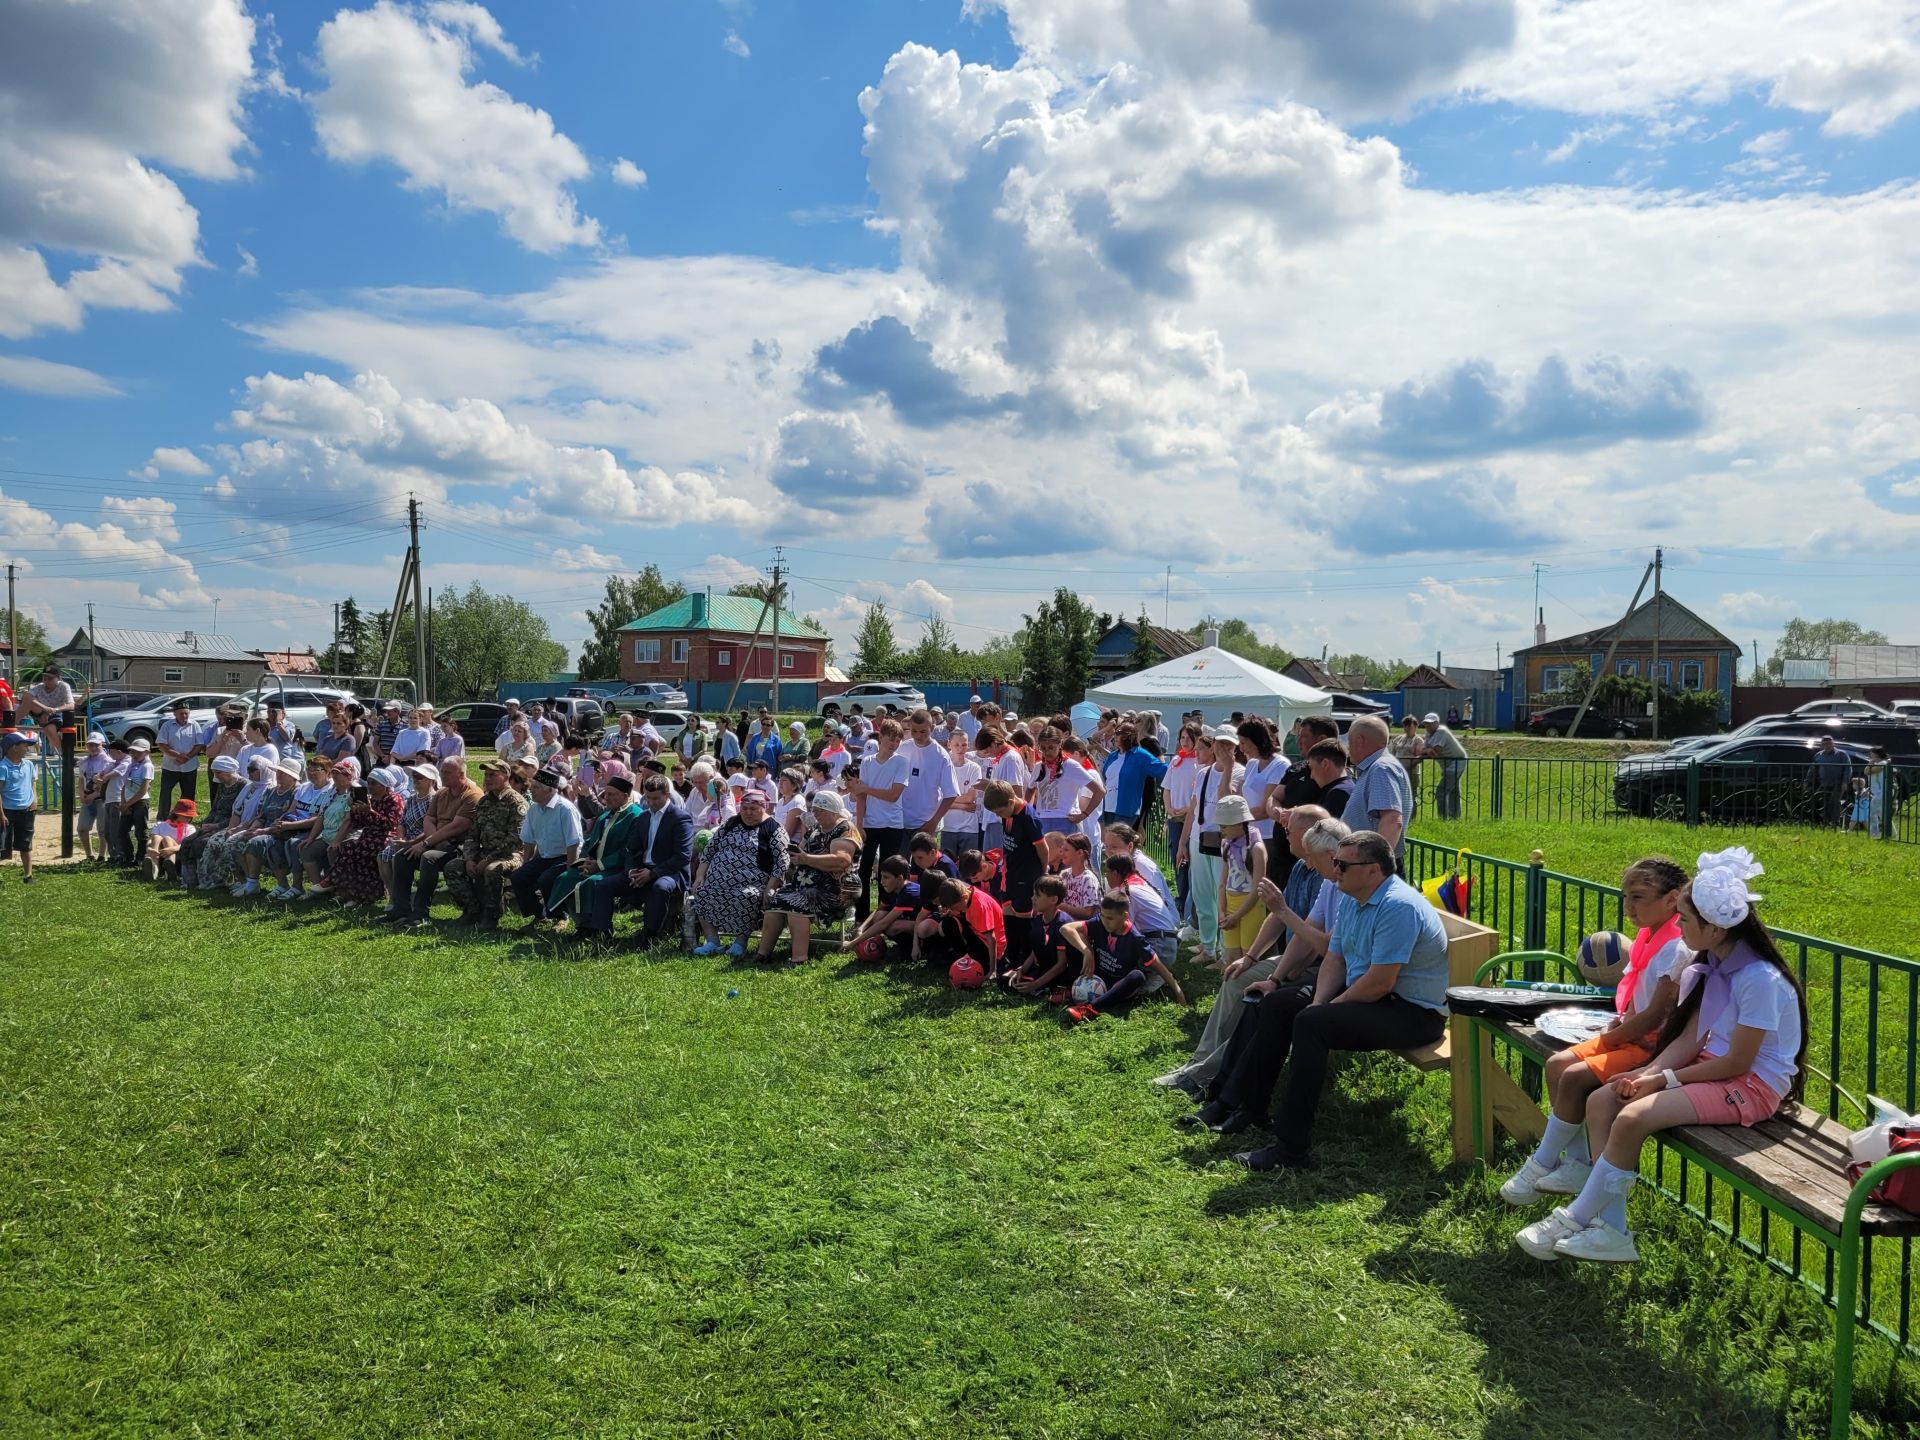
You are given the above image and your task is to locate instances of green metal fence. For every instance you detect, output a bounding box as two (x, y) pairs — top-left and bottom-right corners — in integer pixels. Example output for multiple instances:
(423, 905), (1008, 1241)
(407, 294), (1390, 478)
(1406, 755), (1915, 843)
(1405, 836), (1920, 1352)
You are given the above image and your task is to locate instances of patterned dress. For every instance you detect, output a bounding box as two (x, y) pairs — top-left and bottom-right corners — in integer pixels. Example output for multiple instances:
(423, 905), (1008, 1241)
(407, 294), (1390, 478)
(382, 791), (433, 860)
(768, 819), (859, 922)
(328, 788), (402, 902)
(689, 816), (790, 938)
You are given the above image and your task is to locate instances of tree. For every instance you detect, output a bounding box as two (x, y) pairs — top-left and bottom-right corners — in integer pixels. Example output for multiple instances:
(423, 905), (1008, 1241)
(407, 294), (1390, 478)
(1764, 617), (1890, 683)
(850, 602), (900, 679)
(728, 579), (783, 605)
(1326, 652), (1409, 690)
(429, 583), (568, 699)
(902, 614), (959, 680)
(952, 632), (1024, 683)
(320, 597), (372, 675)
(1128, 614), (1160, 673)
(3, 609), (50, 670)
(1018, 589), (1109, 714)
(578, 566), (688, 680)
(1191, 617), (1289, 672)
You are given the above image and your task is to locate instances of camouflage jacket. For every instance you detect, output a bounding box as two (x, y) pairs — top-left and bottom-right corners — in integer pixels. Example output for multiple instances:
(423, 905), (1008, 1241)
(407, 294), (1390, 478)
(466, 789), (530, 864)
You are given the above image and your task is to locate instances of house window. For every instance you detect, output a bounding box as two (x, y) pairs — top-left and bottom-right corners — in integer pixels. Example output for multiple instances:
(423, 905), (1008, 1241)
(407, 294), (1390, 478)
(1539, 665), (1575, 694)
(227, 670), (242, 686)
(671, 638), (688, 664)
(1681, 660), (1704, 690)
(633, 639), (660, 664)
(1652, 661), (1672, 687)
(717, 649), (732, 667)
(782, 652), (795, 670)
(1615, 659), (1638, 678)
(163, 666), (184, 683)
(110, 664), (123, 680)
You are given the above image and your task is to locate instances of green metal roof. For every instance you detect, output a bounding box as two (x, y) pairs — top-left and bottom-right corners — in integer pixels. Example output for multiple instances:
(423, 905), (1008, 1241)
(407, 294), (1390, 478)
(618, 595), (827, 639)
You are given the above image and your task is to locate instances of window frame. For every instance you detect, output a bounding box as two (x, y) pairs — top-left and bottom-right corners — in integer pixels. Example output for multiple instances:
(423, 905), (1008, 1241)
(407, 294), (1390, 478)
(633, 638), (660, 665)
(162, 666), (185, 684)
(670, 638), (688, 664)
(717, 649), (732, 668)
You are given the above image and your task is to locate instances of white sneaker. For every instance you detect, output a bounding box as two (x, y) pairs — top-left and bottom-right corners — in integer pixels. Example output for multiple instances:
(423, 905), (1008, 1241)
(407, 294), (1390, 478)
(1499, 1157), (1559, 1207)
(230, 881), (250, 896)
(1515, 1206), (1584, 1261)
(1554, 1219), (1639, 1263)
(1176, 925), (1198, 942)
(1151, 1068), (1193, 1089)
(1536, 1160), (1592, 1196)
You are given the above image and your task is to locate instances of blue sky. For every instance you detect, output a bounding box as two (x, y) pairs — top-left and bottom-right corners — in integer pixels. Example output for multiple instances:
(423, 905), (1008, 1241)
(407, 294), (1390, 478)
(2, 0), (1918, 675)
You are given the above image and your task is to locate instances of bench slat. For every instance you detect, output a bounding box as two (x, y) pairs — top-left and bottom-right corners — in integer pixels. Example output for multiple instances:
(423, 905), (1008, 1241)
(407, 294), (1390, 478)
(1475, 1016), (1920, 1239)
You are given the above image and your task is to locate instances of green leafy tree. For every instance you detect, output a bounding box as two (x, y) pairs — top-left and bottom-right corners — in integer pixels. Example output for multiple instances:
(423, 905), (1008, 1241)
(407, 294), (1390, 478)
(902, 614), (959, 680)
(952, 632), (1025, 682)
(1018, 589), (1109, 714)
(578, 567), (689, 680)
(1326, 652), (1408, 689)
(850, 601), (900, 679)
(1764, 617), (1890, 683)
(3, 609), (51, 673)
(429, 583), (568, 699)
(1128, 614), (1160, 672)
(728, 579), (783, 605)
(320, 597), (373, 675)
(1191, 617), (1290, 672)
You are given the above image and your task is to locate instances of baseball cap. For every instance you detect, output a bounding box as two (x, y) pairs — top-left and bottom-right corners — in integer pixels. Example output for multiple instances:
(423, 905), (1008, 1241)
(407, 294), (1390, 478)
(1212, 724), (1239, 742)
(480, 759), (510, 776)
(128, 737), (152, 752)
(1422, 712), (1441, 724)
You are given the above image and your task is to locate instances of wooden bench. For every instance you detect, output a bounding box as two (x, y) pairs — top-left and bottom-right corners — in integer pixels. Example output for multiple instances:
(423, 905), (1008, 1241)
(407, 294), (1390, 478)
(1458, 951), (1920, 1440)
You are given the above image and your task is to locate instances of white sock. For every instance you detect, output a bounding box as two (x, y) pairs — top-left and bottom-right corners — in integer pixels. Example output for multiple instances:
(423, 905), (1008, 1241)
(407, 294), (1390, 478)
(1567, 1158), (1637, 1229)
(1564, 1125), (1592, 1165)
(1531, 1116), (1581, 1168)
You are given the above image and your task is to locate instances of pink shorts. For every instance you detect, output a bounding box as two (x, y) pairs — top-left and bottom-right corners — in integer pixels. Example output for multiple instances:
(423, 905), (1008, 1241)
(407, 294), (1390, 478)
(1680, 1051), (1782, 1128)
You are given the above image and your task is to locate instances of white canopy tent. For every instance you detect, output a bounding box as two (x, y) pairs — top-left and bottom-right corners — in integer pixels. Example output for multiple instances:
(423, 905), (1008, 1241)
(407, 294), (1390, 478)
(1084, 646), (1333, 731)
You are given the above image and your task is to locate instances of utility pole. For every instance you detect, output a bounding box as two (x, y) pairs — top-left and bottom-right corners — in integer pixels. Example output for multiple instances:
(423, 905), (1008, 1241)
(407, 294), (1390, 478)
(212, 596), (221, 635)
(1164, 565), (1171, 627)
(88, 603), (98, 685)
(1751, 639), (1762, 685)
(1569, 557), (1655, 738)
(767, 546), (785, 716)
(333, 603), (341, 673)
(409, 496), (428, 704)
(1649, 546), (1664, 739)
(5, 563), (15, 683)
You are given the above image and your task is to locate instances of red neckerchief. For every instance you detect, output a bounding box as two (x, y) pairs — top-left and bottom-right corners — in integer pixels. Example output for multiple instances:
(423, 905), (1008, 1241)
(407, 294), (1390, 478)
(1615, 913), (1683, 1015)
(1105, 919), (1133, 952)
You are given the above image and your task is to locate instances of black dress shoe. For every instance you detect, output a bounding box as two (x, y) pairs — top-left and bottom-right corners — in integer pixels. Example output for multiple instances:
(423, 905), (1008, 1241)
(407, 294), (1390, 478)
(1177, 1099), (1233, 1131)
(1211, 1109), (1260, 1135)
(1236, 1143), (1310, 1172)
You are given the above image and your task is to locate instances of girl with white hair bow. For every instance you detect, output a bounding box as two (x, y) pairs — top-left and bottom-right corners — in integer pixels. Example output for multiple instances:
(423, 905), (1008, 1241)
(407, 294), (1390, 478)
(1518, 846), (1808, 1266)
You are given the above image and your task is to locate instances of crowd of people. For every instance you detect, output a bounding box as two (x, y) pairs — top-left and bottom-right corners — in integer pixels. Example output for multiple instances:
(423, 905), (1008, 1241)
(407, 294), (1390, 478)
(2, 680), (1814, 1241)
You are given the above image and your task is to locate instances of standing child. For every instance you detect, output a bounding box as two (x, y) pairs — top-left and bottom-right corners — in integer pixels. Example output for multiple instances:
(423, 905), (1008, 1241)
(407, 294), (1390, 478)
(76, 731), (116, 861)
(1214, 794), (1267, 968)
(0, 731), (40, 882)
(1518, 848), (1804, 1263)
(1500, 857), (1689, 1204)
(117, 737), (155, 866)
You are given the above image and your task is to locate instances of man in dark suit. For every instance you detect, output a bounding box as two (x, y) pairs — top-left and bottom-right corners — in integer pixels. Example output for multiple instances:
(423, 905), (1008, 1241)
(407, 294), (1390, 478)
(618, 773), (695, 945)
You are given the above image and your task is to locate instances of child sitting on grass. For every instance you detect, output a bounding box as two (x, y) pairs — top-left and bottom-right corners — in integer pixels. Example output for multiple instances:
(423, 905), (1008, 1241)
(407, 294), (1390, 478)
(1061, 890), (1186, 1024)
(1006, 875), (1076, 997)
(926, 874), (1007, 978)
(1518, 848), (1805, 1264)
(1501, 857), (1688, 1205)
(144, 799), (198, 883)
(850, 856), (921, 960)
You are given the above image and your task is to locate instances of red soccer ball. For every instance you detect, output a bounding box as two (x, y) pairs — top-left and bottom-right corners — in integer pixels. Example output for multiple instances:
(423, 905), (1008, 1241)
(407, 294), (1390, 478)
(854, 934), (888, 963)
(948, 957), (987, 990)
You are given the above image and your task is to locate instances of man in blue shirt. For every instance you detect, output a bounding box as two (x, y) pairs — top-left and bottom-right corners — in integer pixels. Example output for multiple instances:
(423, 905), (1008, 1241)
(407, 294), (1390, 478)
(1340, 716), (1411, 864)
(511, 768), (584, 922)
(1182, 830), (1448, 1170)
(1099, 728), (1168, 827)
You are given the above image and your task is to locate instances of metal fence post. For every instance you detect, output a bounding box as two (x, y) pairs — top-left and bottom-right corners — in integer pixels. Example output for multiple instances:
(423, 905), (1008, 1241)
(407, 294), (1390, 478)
(1523, 849), (1547, 951)
(1878, 762), (1895, 842)
(1685, 759), (1700, 828)
(1491, 755), (1504, 820)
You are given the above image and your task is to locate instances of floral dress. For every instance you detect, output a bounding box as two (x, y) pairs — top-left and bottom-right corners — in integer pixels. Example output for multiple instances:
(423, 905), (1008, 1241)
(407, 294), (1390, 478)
(328, 787), (402, 902)
(1062, 866), (1101, 916)
(382, 791), (433, 861)
(768, 819), (859, 922)
(689, 816), (790, 938)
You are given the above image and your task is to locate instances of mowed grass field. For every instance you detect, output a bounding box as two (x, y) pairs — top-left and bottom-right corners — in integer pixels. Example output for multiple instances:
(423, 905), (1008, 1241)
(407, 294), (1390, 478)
(5, 865), (1918, 1438)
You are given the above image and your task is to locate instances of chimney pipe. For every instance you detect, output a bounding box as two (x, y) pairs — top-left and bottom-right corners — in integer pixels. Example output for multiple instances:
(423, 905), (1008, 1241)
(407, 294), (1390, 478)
(1203, 626), (1220, 648)
(1534, 607), (1547, 647)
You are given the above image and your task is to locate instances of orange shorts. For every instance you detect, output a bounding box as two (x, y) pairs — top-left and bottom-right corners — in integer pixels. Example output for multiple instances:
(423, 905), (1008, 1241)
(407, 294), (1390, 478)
(1571, 1031), (1655, 1082)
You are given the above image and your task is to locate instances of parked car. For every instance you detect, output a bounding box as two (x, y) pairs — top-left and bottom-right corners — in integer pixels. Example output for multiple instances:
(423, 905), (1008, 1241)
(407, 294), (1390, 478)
(244, 683), (363, 738)
(1613, 736), (1900, 822)
(1887, 700), (1920, 720)
(79, 690), (161, 720)
(537, 696), (606, 741)
(818, 682), (928, 719)
(602, 681), (690, 711)
(630, 708), (712, 747)
(1322, 690), (1391, 732)
(1527, 704), (1646, 739)
(1736, 714), (1920, 756)
(1791, 698), (1895, 720)
(91, 692), (238, 746)
(437, 701), (513, 750)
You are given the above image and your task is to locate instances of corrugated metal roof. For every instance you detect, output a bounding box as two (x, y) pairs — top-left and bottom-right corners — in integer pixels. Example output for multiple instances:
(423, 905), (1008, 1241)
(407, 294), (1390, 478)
(1829, 644), (1920, 681)
(619, 595), (827, 638)
(1514, 593), (1736, 656)
(74, 627), (263, 662)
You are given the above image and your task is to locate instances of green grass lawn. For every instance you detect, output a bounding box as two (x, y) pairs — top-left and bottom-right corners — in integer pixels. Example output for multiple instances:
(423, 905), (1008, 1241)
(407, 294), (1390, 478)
(4, 869), (1916, 1438)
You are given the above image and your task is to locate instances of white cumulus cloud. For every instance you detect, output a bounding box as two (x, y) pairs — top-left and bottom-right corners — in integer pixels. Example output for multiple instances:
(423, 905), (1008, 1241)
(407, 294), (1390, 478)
(0, 354), (123, 398)
(137, 446), (213, 478)
(611, 157), (648, 188)
(310, 1), (601, 253)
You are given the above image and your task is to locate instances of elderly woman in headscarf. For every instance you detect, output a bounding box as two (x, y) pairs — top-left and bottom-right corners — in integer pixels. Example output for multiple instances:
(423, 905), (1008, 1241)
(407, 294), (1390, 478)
(687, 786), (789, 957)
(197, 754), (279, 889)
(327, 763), (406, 907)
(756, 789), (861, 964)
(378, 761), (440, 900)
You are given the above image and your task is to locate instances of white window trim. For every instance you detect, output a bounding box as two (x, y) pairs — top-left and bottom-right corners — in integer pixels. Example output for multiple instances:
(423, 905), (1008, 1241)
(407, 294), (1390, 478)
(671, 638), (688, 663)
(782, 652), (796, 670)
(634, 638), (660, 664)
(163, 666), (185, 683)
(717, 649), (732, 667)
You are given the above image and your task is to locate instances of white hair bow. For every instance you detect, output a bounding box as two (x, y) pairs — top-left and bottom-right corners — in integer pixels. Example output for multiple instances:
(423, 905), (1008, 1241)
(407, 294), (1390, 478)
(1693, 846), (1765, 927)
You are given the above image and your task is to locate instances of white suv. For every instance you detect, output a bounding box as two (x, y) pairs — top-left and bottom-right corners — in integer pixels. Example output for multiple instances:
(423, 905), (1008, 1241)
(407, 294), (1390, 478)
(818, 682), (928, 719)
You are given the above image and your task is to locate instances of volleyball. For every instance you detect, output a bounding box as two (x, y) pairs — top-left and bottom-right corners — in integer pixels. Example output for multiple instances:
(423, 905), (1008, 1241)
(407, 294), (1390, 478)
(854, 934), (888, 963)
(1577, 930), (1633, 988)
(1070, 974), (1109, 1005)
(949, 957), (987, 989)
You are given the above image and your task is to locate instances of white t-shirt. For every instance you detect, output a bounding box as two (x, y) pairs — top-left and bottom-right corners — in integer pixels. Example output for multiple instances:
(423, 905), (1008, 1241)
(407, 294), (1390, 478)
(1241, 754), (1288, 840)
(102, 758), (132, 804)
(1191, 762), (1245, 836)
(1629, 936), (1690, 1015)
(390, 725), (433, 760)
(1030, 757), (1096, 822)
(1124, 877), (1178, 933)
(989, 747), (1028, 790)
(236, 742), (280, 780)
(816, 744), (854, 781)
(1162, 754), (1199, 812)
(1698, 955), (1803, 1099)
(956, 711), (981, 743)
(860, 749), (912, 829)
(898, 739), (956, 830)
(944, 758), (983, 831)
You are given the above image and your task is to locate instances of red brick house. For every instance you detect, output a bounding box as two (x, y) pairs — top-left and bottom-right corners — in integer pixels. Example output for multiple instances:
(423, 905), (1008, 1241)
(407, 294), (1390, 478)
(618, 593), (830, 685)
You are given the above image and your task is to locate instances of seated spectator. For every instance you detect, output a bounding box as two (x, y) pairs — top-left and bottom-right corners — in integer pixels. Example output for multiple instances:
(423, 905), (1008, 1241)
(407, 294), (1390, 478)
(197, 756), (276, 890)
(551, 776), (644, 938)
(144, 799), (199, 883)
(608, 772), (695, 945)
(22, 666), (76, 753)
(688, 787), (788, 957)
(1183, 830), (1447, 1171)
(1153, 810), (1339, 1092)
(234, 759), (304, 898)
(1101, 822), (1174, 913)
(378, 762), (440, 901)
(849, 856), (922, 960)
(759, 789), (862, 964)
(325, 765), (403, 908)
(294, 756), (357, 900)
(445, 761), (528, 929)
(385, 756), (482, 926)
(511, 768), (585, 925)
(1052, 831), (1101, 919)
(1101, 853), (1180, 970)
(923, 874), (1007, 978)
(1062, 889), (1187, 1024)
(1005, 876), (1075, 995)
(176, 755), (244, 885)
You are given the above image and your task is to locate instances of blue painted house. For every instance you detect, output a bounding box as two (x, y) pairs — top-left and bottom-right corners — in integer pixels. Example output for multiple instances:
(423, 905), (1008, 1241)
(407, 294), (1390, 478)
(1510, 593), (1739, 723)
